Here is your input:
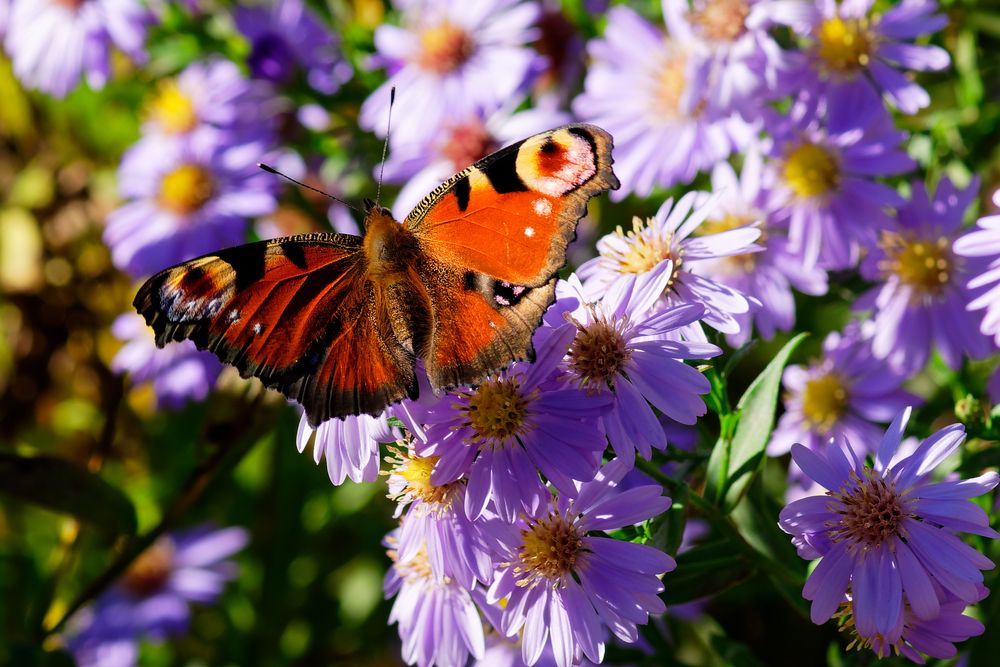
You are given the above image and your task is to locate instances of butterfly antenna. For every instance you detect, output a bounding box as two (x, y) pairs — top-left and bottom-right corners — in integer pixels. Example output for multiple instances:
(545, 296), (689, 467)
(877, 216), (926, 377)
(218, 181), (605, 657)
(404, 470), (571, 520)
(257, 163), (363, 214)
(375, 86), (396, 209)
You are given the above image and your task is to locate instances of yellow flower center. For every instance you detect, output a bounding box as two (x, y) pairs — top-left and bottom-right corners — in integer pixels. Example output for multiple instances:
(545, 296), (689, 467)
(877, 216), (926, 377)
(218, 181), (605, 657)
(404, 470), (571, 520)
(149, 80), (198, 135)
(440, 120), (497, 172)
(783, 142), (840, 198)
(568, 315), (631, 391)
(817, 17), (874, 74)
(652, 51), (688, 121)
(691, 0), (751, 42)
(388, 542), (436, 583)
(829, 468), (909, 553)
(416, 21), (475, 73)
(609, 216), (679, 276)
(698, 213), (759, 273)
(158, 164), (215, 215)
(515, 513), (582, 586)
(880, 232), (952, 295)
(121, 538), (174, 597)
(393, 451), (457, 506)
(801, 372), (848, 433)
(464, 377), (529, 444)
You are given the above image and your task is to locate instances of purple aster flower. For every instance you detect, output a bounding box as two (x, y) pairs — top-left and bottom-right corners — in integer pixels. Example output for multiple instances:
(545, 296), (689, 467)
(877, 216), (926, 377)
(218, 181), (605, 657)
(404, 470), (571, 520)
(384, 530), (486, 667)
(360, 0), (543, 144)
(382, 103), (569, 218)
(769, 322), (919, 490)
(778, 407), (1000, 647)
(111, 313), (221, 410)
(416, 324), (611, 523)
(5, 0), (150, 97)
(553, 270), (720, 466)
(795, 0), (950, 115)
(955, 186), (1000, 348)
(572, 6), (755, 200)
(578, 191), (761, 341)
(296, 411), (395, 485)
(858, 177), (994, 375)
(763, 91), (914, 269)
(386, 447), (495, 589)
(694, 151), (828, 346)
(65, 525), (247, 664)
(661, 0), (810, 117)
(105, 138), (278, 278)
(486, 458), (674, 667)
(235, 0), (351, 95)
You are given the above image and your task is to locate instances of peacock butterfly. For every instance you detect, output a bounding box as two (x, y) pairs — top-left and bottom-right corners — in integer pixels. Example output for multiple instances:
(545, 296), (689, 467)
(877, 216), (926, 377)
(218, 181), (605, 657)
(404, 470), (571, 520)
(134, 124), (619, 426)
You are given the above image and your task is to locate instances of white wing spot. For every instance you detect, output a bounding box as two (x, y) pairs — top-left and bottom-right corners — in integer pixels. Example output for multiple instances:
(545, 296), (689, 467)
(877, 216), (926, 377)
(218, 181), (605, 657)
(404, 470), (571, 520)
(524, 226), (536, 238)
(252, 323), (262, 335)
(532, 198), (552, 216)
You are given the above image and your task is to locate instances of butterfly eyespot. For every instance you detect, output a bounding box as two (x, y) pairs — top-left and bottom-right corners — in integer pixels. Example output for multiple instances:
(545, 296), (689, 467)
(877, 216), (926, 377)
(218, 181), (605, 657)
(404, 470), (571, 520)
(540, 139), (559, 154)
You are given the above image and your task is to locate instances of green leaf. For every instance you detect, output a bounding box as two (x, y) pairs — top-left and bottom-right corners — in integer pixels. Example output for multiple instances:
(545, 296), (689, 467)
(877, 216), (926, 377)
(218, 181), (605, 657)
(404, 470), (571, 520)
(0, 453), (137, 535)
(704, 333), (807, 512)
(661, 540), (753, 605)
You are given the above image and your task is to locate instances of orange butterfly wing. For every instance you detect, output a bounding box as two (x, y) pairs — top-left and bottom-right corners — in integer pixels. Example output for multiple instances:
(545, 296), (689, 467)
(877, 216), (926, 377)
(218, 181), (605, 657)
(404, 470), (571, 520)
(133, 234), (416, 424)
(405, 124), (618, 388)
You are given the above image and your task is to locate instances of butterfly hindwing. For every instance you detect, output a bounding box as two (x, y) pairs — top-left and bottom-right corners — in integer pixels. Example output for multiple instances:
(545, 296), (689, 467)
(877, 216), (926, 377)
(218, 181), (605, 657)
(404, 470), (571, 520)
(133, 234), (417, 424)
(404, 124), (619, 287)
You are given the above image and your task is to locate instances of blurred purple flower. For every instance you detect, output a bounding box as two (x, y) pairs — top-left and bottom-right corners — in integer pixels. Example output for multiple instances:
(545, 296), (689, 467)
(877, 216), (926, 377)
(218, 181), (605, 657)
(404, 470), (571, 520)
(66, 525), (247, 666)
(360, 0), (543, 144)
(5, 0), (150, 97)
(553, 271), (719, 466)
(662, 0), (810, 117)
(769, 322), (919, 491)
(572, 6), (755, 199)
(296, 411), (394, 485)
(796, 0), (950, 114)
(763, 91), (913, 269)
(382, 103), (569, 218)
(235, 0), (351, 95)
(416, 324), (611, 523)
(955, 186), (1000, 348)
(693, 151), (828, 346)
(384, 530), (486, 667)
(858, 178), (995, 375)
(487, 459), (674, 667)
(779, 408), (999, 646)
(111, 313), (221, 410)
(105, 139), (278, 278)
(578, 192), (761, 341)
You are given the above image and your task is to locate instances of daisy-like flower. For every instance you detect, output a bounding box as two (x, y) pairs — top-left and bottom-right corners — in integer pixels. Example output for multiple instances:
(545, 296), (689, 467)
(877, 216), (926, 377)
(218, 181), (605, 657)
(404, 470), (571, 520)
(796, 0), (950, 115)
(693, 151), (828, 347)
(382, 102), (569, 218)
(858, 177), (995, 375)
(487, 459), (674, 667)
(5, 0), (150, 97)
(955, 186), (1000, 348)
(360, 0), (543, 144)
(235, 0), (352, 95)
(662, 0), (810, 116)
(105, 139), (278, 278)
(65, 525), (248, 665)
(763, 92), (914, 269)
(384, 530), (486, 667)
(386, 447), (495, 589)
(572, 6), (755, 199)
(554, 269), (720, 466)
(111, 313), (221, 410)
(578, 191), (761, 341)
(768, 322), (919, 491)
(295, 412), (394, 485)
(416, 324), (611, 523)
(778, 407), (1000, 647)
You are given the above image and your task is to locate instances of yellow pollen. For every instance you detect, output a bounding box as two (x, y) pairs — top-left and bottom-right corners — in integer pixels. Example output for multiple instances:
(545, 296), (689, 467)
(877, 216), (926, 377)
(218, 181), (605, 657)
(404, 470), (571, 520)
(880, 232), (952, 295)
(783, 142), (840, 198)
(609, 217), (678, 276)
(390, 545), (437, 583)
(121, 538), (174, 597)
(158, 164), (215, 215)
(515, 514), (583, 585)
(817, 17), (874, 73)
(149, 80), (198, 134)
(465, 377), (529, 443)
(801, 372), (848, 433)
(828, 469), (909, 553)
(834, 598), (906, 658)
(568, 316), (630, 390)
(691, 0), (751, 42)
(416, 21), (475, 73)
(651, 51), (688, 121)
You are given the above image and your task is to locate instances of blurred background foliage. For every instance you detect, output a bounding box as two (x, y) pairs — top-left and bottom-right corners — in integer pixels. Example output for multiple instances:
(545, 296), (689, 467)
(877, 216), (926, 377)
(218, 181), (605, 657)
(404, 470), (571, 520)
(0, 1), (999, 666)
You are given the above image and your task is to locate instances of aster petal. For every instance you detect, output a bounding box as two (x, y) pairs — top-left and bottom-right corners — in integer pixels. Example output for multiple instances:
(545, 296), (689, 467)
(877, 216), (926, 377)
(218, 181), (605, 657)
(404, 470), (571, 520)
(778, 495), (837, 536)
(875, 406), (911, 474)
(559, 581), (605, 664)
(522, 586), (550, 666)
(579, 487), (670, 532)
(878, 42), (950, 71)
(896, 540), (940, 620)
(912, 472), (1000, 500)
(548, 588), (576, 667)
(914, 499), (1000, 539)
(893, 424), (967, 488)
(586, 536), (675, 574)
(789, 443), (846, 491)
(802, 543), (852, 623)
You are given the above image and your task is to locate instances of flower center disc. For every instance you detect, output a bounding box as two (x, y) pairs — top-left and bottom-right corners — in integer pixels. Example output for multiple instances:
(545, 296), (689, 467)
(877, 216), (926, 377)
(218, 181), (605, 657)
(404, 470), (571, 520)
(882, 233), (953, 294)
(159, 164), (216, 215)
(692, 0), (750, 42)
(784, 142), (840, 198)
(831, 470), (907, 550)
(817, 17), (874, 73)
(121, 538), (174, 597)
(466, 377), (528, 442)
(417, 21), (475, 73)
(652, 52), (688, 121)
(518, 514), (582, 582)
(440, 121), (497, 172)
(569, 318), (630, 390)
(612, 217), (677, 275)
(802, 372), (848, 432)
(150, 80), (198, 135)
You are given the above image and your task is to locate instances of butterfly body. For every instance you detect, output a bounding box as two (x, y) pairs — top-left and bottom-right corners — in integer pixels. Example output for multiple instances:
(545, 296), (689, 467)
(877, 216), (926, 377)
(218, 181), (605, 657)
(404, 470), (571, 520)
(135, 124), (618, 425)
